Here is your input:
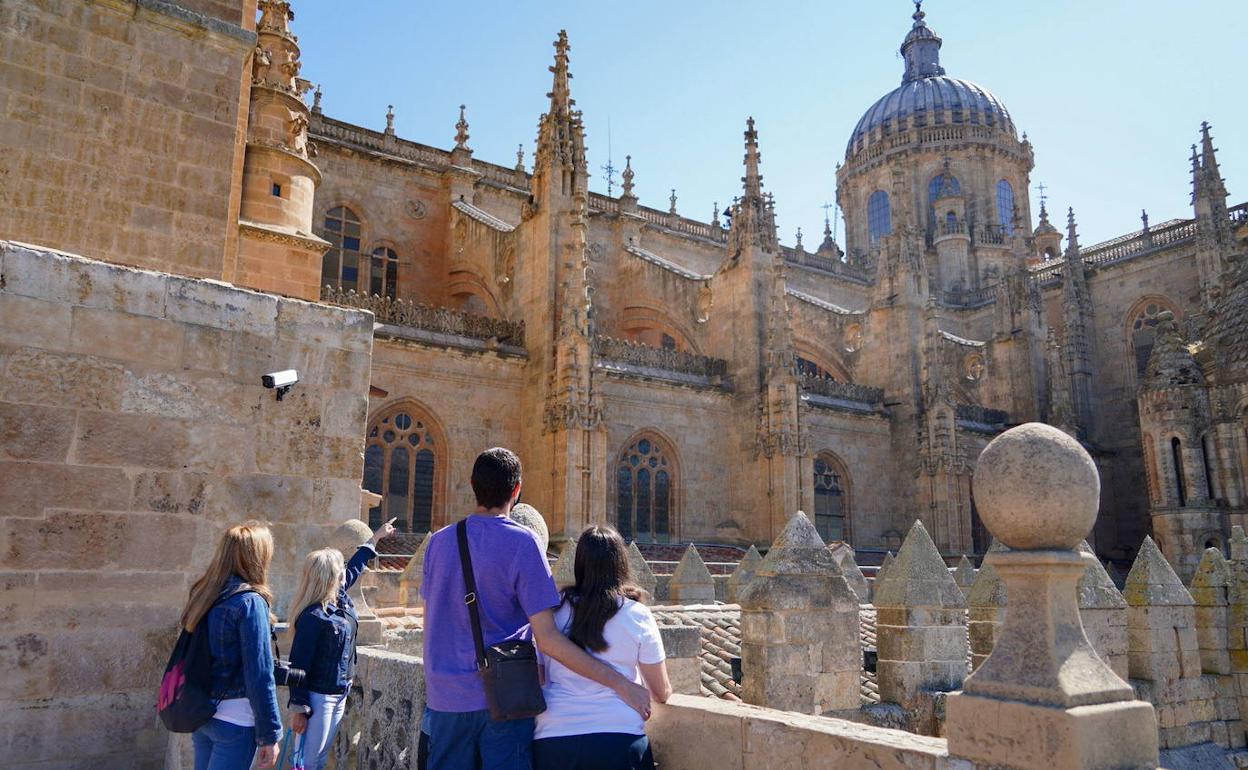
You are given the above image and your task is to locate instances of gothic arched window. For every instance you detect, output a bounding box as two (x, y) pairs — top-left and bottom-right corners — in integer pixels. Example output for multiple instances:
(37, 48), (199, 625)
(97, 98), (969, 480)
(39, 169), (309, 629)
(615, 435), (676, 543)
(363, 405), (442, 533)
(369, 246), (399, 300)
(995, 179), (1015, 235)
(1171, 436), (1187, 508)
(322, 206), (362, 292)
(928, 174), (960, 203)
(813, 453), (851, 543)
(867, 191), (891, 243)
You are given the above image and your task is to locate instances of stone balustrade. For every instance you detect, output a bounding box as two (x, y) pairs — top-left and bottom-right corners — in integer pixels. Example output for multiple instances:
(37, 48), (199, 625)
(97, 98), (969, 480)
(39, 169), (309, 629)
(322, 286), (527, 348)
(797, 372), (885, 405)
(593, 335), (729, 382)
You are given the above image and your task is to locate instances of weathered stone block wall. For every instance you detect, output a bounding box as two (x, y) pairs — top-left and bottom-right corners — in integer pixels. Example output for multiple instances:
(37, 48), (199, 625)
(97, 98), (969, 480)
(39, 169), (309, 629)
(804, 409), (894, 546)
(0, 242), (373, 769)
(0, 0), (254, 280)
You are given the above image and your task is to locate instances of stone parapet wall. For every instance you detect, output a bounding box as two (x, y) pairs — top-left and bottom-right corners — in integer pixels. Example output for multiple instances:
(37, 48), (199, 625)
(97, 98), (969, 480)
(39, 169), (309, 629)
(0, 241), (373, 768)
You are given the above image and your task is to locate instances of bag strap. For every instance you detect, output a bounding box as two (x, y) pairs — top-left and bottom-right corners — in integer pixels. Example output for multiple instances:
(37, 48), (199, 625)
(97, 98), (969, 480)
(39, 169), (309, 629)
(456, 520), (488, 670)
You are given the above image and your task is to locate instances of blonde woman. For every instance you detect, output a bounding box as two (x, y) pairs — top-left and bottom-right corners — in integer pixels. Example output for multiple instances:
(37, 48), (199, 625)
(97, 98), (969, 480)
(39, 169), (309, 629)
(287, 517), (396, 770)
(180, 521), (282, 770)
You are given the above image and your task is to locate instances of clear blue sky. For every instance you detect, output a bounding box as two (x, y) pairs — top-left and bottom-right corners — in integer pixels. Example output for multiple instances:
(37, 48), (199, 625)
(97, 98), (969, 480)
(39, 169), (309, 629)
(295, 1), (1244, 248)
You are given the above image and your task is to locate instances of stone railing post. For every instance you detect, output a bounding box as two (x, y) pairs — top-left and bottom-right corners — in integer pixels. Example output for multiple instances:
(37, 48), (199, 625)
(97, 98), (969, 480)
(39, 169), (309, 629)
(739, 512), (861, 713)
(873, 520), (967, 735)
(669, 544), (716, 604)
(946, 423), (1158, 770)
(1124, 536), (1217, 749)
(726, 544), (762, 603)
(626, 541), (658, 601)
(967, 545), (1006, 672)
(1077, 540), (1129, 681)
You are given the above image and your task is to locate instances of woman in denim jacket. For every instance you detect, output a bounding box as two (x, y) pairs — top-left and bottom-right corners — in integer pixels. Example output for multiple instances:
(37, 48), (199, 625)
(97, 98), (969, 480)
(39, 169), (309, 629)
(179, 521), (283, 770)
(287, 517), (395, 770)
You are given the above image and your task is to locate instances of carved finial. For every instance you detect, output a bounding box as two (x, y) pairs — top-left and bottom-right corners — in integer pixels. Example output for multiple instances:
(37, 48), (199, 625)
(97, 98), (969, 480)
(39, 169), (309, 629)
(669, 188), (678, 215)
(1065, 207), (1080, 253)
(621, 155), (634, 198)
(712, 201), (721, 228)
(454, 104), (470, 150)
(384, 104), (395, 136)
(515, 143), (525, 173)
(795, 227), (804, 249)
(1141, 209), (1150, 233)
(311, 83), (322, 115)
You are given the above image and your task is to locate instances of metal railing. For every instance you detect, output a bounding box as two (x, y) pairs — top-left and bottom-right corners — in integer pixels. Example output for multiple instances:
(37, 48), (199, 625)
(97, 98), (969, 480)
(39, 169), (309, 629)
(322, 286), (526, 347)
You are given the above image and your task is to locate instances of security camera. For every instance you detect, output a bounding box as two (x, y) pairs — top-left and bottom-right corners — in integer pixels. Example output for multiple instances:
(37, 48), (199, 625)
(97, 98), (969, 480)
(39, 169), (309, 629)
(261, 369), (298, 401)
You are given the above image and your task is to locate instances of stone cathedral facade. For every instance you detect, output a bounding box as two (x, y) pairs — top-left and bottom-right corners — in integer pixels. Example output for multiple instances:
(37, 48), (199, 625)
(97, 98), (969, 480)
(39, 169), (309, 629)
(3, 0), (1247, 578)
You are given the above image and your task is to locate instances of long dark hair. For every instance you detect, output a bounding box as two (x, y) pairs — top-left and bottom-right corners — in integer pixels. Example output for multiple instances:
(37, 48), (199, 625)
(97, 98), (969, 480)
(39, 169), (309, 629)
(563, 525), (643, 653)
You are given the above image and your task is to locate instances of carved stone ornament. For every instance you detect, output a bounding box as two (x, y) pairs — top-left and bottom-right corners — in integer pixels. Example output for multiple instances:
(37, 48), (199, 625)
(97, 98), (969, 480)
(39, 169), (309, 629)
(964, 353), (986, 382)
(406, 199), (427, 220)
(844, 323), (864, 353)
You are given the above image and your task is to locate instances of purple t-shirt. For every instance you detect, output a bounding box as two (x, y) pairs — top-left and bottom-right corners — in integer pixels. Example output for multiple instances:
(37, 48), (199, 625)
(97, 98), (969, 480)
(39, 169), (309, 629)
(421, 514), (560, 712)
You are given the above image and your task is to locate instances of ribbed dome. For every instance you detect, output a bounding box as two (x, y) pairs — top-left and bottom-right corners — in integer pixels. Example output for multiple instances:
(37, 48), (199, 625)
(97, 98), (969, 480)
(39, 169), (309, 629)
(846, 5), (1017, 157)
(847, 77), (1015, 156)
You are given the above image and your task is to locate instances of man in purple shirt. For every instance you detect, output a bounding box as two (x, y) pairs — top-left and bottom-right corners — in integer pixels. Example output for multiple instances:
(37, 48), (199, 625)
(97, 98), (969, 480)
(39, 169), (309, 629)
(422, 447), (651, 770)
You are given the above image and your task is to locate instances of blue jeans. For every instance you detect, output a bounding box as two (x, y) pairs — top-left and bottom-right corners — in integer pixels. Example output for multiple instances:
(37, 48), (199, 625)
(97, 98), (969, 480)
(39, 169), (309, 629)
(428, 708), (534, 770)
(303, 691), (349, 770)
(192, 719), (257, 770)
(533, 733), (654, 770)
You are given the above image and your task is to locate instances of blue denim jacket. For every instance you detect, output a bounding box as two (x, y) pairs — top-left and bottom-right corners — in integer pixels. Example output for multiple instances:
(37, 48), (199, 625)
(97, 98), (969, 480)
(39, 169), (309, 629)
(205, 576), (283, 746)
(287, 544), (375, 710)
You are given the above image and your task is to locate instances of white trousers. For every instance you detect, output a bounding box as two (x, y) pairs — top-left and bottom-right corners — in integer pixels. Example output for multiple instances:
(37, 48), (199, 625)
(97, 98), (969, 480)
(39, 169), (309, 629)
(303, 691), (349, 770)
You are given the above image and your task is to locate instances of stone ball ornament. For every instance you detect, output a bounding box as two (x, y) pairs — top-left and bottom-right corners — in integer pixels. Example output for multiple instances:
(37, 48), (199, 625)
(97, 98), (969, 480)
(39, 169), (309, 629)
(509, 503), (550, 553)
(972, 422), (1100, 550)
(329, 518), (374, 556)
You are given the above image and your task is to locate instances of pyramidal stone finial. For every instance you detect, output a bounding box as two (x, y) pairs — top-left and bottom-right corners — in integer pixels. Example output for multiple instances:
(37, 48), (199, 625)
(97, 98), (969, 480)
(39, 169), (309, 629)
(1189, 547), (1230, 602)
(727, 544), (763, 603)
(1124, 536), (1193, 607)
(669, 544), (716, 604)
(968, 559), (1006, 608)
(626, 541), (657, 600)
(1076, 540), (1126, 609)
(829, 542), (870, 603)
(953, 555), (976, 594)
(1230, 526), (1248, 562)
(876, 551), (896, 586)
(874, 520), (965, 609)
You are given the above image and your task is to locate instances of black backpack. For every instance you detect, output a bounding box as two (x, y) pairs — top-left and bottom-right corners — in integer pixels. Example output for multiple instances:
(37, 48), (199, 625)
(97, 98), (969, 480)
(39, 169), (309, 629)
(157, 587), (254, 733)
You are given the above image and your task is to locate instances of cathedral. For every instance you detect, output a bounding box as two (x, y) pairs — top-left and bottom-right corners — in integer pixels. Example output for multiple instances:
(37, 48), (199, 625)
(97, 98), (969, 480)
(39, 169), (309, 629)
(253, 2), (1248, 574)
(4, 0), (1247, 579)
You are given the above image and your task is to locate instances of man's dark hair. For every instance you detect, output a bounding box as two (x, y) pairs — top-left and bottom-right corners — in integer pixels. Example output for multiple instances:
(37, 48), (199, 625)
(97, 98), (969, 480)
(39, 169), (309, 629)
(471, 447), (522, 510)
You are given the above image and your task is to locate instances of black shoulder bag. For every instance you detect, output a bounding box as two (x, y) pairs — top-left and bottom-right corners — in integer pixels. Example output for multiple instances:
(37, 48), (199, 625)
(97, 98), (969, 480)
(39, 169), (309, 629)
(456, 519), (546, 721)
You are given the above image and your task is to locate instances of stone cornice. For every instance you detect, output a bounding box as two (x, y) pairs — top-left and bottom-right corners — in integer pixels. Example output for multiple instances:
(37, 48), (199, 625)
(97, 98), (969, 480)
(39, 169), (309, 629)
(238, 219), (330, 252)
(92, 0), (255, 50)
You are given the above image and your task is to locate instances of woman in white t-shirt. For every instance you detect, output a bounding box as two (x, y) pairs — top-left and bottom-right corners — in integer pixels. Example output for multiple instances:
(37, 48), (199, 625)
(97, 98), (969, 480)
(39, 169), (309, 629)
(534, 525), (672, 770)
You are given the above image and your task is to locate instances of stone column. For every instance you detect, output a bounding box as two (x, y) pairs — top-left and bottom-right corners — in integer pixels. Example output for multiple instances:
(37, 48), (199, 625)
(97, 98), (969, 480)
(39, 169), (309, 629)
(726, 544), (762, 603)
(953, 555), (976, 599)
(1077, 540), (1129, 681)
(626, 541), (658, 601)
(873, 519), (967, 735)
(669, 544), (716, 605)
(946, 423), (1158, 770)
(1124, 536), (1217, 749)
(738, 512), (861, 714)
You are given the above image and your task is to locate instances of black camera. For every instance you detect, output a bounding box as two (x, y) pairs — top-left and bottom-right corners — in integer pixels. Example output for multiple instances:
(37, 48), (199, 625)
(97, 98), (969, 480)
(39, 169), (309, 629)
(274, 658), (306, 689)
